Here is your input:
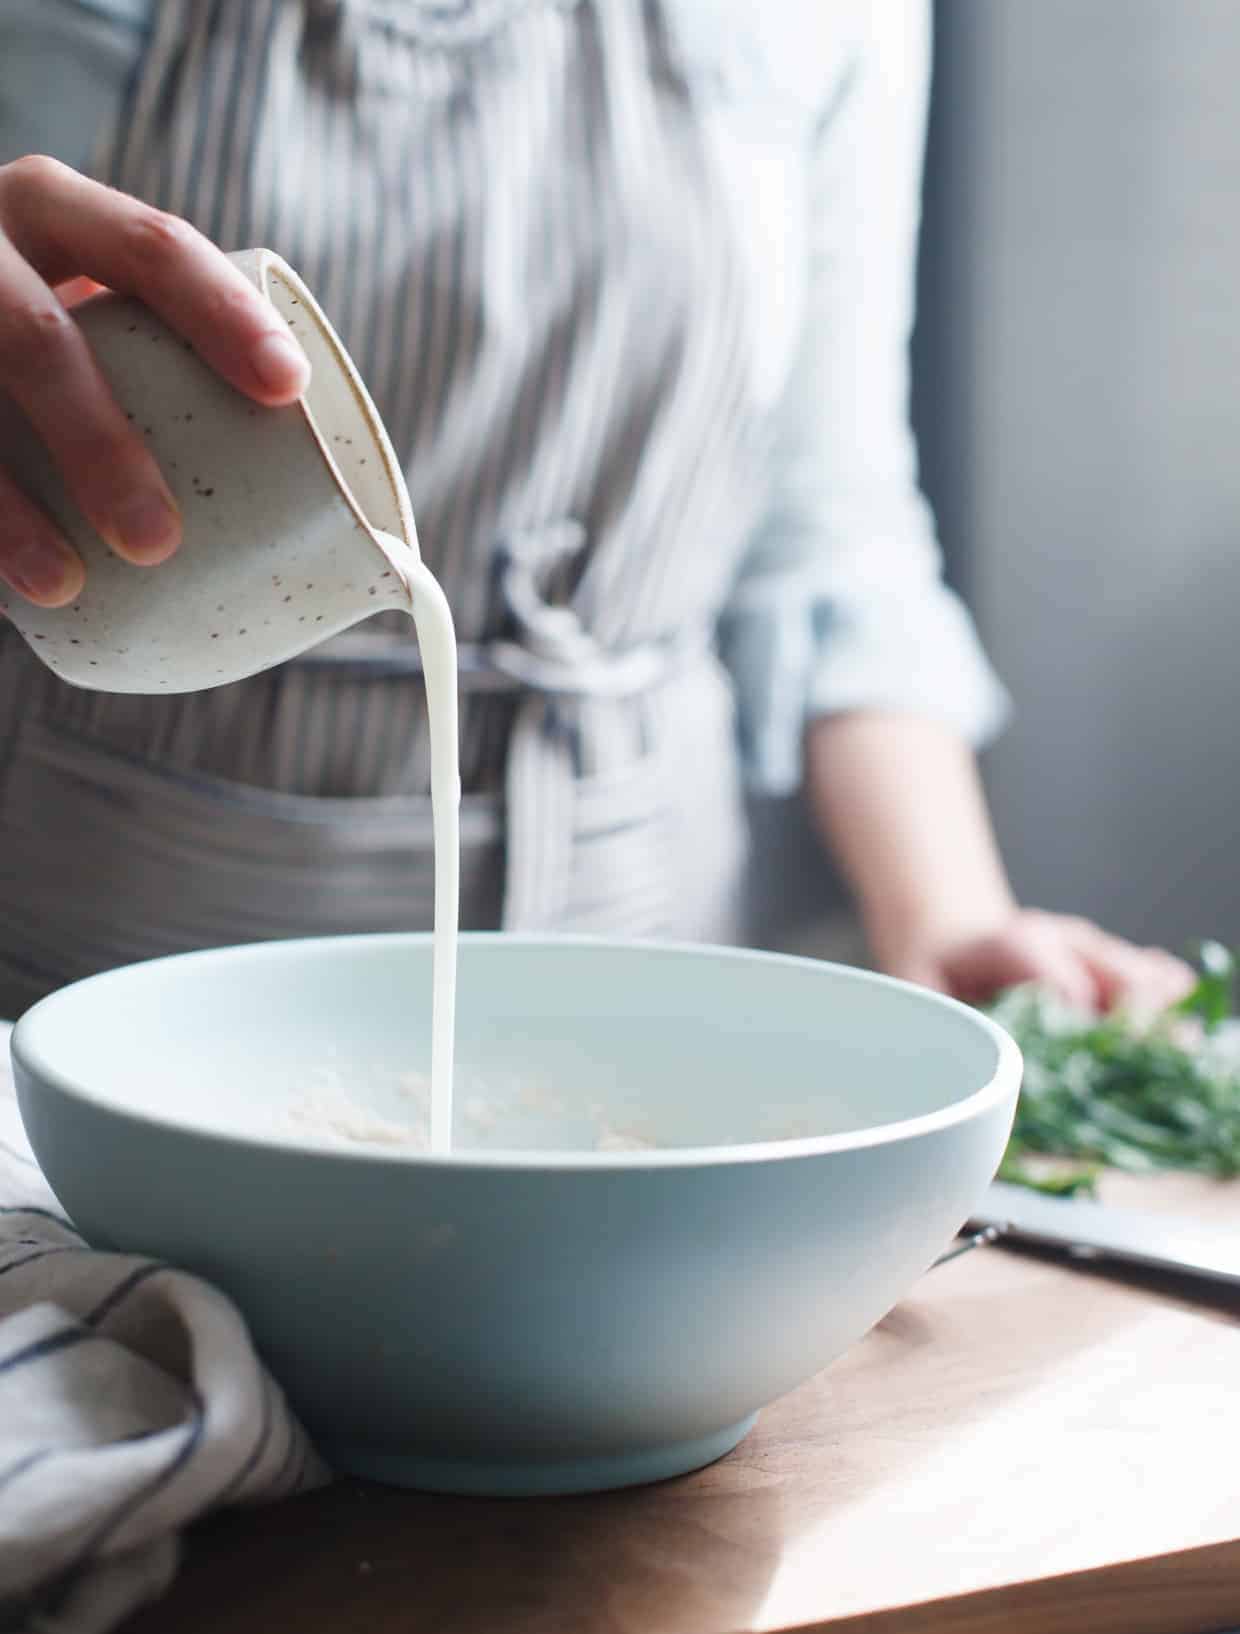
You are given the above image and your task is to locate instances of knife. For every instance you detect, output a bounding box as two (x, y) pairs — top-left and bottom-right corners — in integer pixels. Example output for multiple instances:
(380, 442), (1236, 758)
(966, 1181), (1240, 1290)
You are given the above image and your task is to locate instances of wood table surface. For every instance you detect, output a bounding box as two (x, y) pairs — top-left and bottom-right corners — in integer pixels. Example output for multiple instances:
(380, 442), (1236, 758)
(127, 1173), (1240, 1634)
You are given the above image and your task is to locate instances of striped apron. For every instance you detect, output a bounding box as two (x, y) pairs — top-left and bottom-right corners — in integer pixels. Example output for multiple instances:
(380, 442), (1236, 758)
(0, 0), (765, 1015)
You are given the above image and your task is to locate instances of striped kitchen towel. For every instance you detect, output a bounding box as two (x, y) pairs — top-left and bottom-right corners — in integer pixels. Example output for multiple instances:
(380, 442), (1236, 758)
(0, 1027), (327, 1634)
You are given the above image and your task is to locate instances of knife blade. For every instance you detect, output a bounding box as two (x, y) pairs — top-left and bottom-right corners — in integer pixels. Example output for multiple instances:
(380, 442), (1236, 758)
(967, 1180), (1240, 1290)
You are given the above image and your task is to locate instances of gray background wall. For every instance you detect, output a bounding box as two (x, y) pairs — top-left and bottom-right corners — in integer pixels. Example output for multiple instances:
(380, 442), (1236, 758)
(924, 0), (1240, 952)
(751, 0), (1240, 958)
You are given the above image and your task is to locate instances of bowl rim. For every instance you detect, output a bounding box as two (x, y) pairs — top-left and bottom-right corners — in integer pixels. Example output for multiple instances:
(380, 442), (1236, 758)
(11, 933), (1023, 1172)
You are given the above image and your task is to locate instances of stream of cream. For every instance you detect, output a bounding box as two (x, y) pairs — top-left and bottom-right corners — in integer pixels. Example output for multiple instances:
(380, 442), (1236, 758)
(379, 538), (461, 1154)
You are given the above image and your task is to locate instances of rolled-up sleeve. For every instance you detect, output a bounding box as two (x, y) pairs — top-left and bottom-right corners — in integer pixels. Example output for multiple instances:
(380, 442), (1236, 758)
(720, 0), (1009, 796)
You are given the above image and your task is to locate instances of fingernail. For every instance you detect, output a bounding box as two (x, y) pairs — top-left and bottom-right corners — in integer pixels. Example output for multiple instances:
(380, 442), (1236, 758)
(5, 540), (83, 606)
(9, 542), (70, 599)
(250, 330), (310, 396)
(109, 490), (181, 564)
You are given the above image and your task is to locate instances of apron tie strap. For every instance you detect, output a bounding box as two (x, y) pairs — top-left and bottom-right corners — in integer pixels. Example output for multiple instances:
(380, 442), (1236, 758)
(495, 523), (586, 931)
(289, 519), (710, 929)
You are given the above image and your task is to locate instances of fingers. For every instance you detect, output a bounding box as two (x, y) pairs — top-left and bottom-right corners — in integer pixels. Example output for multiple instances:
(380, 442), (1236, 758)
(0, 156), (312, 606)
(1015, 931), (1098, 1012)
(0, 228), (181, 566)
(0, 461), (85, 606)
(1057, 917), (1196, 1016)
(1148, 948), (1198, 1006)
(948, 909), (1199, 1017)
(945, 923), (1097, 1011)
(876, 909), (1197, 1018)
(0, 156), (308, 406)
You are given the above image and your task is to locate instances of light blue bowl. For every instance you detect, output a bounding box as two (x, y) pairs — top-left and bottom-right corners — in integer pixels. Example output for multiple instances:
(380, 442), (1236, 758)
(13, 934), (1019, 1496)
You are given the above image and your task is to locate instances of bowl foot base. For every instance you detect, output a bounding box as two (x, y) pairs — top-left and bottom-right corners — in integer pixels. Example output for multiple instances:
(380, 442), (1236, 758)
(321, 1414), (759, 1496)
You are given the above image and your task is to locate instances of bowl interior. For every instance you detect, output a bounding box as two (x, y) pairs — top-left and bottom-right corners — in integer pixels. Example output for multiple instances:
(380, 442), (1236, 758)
(14, 936), (1008, 1157)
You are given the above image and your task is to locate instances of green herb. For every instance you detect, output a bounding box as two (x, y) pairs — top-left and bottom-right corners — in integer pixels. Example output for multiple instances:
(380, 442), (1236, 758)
(1174, 939), (1236, 1030)
(987, 943), (1240, 1196)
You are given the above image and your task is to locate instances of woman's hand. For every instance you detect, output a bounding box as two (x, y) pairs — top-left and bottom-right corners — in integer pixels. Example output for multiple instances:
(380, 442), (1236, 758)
(0, 155), (309, 608)
(805, 711), (1195, 1016)
(874, 907), (1196, 1014)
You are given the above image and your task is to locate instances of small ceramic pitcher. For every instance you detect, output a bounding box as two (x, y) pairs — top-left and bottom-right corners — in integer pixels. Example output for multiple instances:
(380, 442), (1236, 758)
(0, 249), (419, 693)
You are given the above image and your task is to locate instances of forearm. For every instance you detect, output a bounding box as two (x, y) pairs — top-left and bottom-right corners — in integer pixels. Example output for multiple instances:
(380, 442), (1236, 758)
(804, 710), (1015, 970)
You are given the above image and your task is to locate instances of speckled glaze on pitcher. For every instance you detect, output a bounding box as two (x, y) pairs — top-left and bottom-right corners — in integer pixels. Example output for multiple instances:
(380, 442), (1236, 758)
(0, 249), (419, 694)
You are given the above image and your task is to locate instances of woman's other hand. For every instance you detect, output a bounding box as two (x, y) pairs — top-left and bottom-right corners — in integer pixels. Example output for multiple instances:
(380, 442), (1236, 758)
(878, 907), (1196, 1015)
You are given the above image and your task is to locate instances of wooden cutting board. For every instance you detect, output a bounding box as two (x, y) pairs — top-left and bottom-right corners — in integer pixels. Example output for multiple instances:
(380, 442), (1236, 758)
(127, 1173), (1240, 1634)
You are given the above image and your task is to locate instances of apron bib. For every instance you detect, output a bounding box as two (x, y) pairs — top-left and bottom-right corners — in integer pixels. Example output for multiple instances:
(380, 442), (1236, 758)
(0, 0), (764, 1011)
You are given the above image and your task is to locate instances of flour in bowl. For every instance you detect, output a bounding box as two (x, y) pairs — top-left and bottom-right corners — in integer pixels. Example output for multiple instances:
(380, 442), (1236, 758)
(280, 1066), (663, 1154)
(287, 1086), (427, 1149)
